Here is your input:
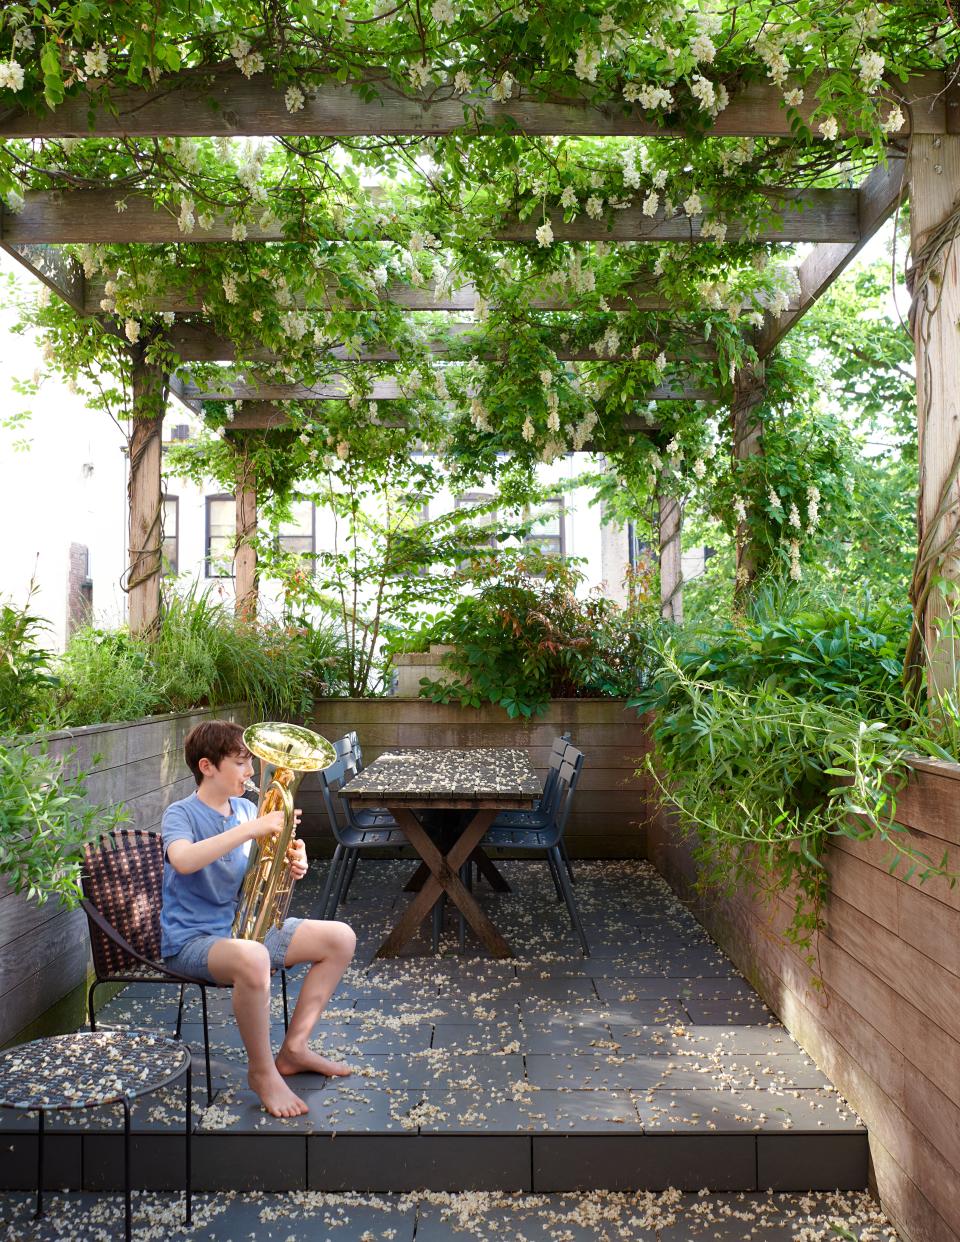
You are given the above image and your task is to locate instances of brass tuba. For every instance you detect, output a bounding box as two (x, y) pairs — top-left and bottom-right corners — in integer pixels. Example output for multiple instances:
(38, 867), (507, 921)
(232, 722), (335, 942)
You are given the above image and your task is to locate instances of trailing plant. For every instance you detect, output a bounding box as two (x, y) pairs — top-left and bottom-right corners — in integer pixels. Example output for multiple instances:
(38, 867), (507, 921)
(633, 598), (957, 966)
(411, 550), (663, 717)
(0, 741), (127, 908)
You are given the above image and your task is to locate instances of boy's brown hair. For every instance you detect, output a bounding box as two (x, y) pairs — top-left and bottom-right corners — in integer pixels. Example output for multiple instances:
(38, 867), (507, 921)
(184, 720), (252, 784)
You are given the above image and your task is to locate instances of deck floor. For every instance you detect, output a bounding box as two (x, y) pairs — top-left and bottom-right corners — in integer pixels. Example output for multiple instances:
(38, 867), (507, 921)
(0, 1189), (899, 1240)
(0, 860), (867, 1197)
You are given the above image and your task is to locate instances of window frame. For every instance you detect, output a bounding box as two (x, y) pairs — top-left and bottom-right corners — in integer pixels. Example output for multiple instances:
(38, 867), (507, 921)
(524, 495), (566, 561)
(277, 499), (317, 561)
(205, 493), (236, 579)
(161, 494), (179, 577)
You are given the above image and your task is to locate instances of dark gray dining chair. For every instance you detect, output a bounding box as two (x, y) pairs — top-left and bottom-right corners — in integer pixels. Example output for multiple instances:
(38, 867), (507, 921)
(481, 747), (589, 954)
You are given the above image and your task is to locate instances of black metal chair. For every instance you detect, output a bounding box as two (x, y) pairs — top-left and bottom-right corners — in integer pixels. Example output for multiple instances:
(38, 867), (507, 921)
(488, 733), (577, 882)
(481, 747), (590, 954)
(317, 754), (405, 918)
(81, 828), (289, 1105)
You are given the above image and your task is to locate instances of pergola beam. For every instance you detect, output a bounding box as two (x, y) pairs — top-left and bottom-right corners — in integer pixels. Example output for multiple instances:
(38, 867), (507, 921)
(224, 401), (662, 441)
(755, 157), (908, 357)
(1, 188), (860, 245)
(84, 274), (799, 316)
(0, 67), (946, 140)
(0, 241), (86, 313)
(177, 375), (719, 402)
(167, 321), (716, 364)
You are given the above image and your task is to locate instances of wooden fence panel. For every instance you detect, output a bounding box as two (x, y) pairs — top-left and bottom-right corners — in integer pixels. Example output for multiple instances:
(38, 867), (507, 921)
(647, 759), (960, 1242)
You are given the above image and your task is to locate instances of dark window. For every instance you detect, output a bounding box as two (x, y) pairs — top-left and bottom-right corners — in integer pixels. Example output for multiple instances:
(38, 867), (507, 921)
(205, 494), (235, 578)
(278, 500), (316, 560)
(169, 424), (190, 442)
(162, 495), (179, 576)
(525, 496), (565, 560)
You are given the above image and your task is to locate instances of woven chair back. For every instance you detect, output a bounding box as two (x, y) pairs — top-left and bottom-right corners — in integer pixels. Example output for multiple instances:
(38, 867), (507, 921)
(82, 829), (164, 977)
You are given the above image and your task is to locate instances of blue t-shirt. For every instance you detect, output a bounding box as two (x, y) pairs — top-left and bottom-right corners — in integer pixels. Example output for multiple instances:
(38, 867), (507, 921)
(160, 792), (256, 957)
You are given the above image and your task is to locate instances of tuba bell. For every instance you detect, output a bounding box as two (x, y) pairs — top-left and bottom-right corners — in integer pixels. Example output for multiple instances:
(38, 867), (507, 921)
(232, 722), (335, 942)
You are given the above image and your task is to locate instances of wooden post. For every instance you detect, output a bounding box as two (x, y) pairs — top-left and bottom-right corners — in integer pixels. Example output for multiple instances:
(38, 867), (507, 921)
(658, 491), (683, 624)
(731, 362), (767, 597)
(234, 441), (258, 620)
(127, 348), (167, 637)
(907, 134), (960, 699)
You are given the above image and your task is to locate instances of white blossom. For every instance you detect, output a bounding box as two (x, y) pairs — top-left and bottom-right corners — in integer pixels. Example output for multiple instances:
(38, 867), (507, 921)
(642, 190), (660, 217)
(655, 351), (667, 371)
(690, 33), (716, 63)
(692, 458), (707, 479)
(409, 60), (431, 90)
(700, 218), (727, 243)
(177, 197), (196, 234)
(336, 441), (350, 460)
(285, 85), (305, 113)
(231, 222), (248, 241)
(535, 220), (554, 248)
(626, 82), (673, 109)
(431, 0), (456, 25)
(521, 416), (535, 441)
(858, 51), (885, 92)
(124, 319), (140, 344)
(83, 46), (109, 77)
(453, 69), (472, 95)
(560, 185), (578, 210)
(881, 106), (905, 134)
(733, 496), (747, 523)
(0, 60), (25, 92)
(539, 369), (553, 386)
(683, 191), (702, 217)
(768, 487), (782, 511)
(491, 72), (514, 102)
(818, 116), (839, 141)
(585, 195), (604, 219)
(784, 87), (804, 108)
(574, 43), (601, 83)
(690, 74), (716, 111)
(788, 502), (801, 529)
(222, 274), (239, 303)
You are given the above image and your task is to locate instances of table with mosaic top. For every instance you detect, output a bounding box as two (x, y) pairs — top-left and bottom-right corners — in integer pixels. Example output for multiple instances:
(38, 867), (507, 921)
(342, 748), (542, 958)
(0, 1029), (192, 1240)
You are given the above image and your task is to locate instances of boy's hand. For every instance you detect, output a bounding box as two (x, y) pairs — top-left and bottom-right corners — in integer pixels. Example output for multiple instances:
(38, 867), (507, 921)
(287, 838), (308, 880)
(249, 810), (286, 839)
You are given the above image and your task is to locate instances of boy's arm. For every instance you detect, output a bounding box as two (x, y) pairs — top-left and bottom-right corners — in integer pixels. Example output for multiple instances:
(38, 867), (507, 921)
(166, 810), (285, 875)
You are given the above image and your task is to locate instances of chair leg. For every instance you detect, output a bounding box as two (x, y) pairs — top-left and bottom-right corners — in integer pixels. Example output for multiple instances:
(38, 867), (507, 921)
(200, 986), (213, 1106)
(559, 838), (576, 884)
(88, 980), (99, 1031)
(175, 983), (187, 1039)
(281, 969), (290, 1031)
(550, 846), (590, 956)
(545, 850), (565, 902)
(331, 848), (355, 916)
(319, 844), (344, 919)
(340, 849), (360, 906)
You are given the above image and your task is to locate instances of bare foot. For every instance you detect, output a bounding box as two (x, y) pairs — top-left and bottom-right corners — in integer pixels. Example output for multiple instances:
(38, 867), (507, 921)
(248, 1065), (309, 1118)
(275, 1044), (353, 1078)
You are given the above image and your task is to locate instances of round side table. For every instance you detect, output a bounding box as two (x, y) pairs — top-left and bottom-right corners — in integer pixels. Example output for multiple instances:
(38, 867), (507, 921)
(0, 1029), (192, 1241)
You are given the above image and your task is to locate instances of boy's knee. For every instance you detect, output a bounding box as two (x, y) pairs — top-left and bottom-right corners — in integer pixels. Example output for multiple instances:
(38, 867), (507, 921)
(331, 920), (356, 959)
(234, 941), (271, 987)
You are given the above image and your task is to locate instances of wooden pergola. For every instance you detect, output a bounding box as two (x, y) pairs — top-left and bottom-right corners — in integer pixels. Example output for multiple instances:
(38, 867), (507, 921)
(1, 67), (955, 680)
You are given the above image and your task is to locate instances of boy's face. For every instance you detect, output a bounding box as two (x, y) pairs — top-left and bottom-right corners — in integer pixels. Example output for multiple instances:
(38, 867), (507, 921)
(200, 749), (254, 797)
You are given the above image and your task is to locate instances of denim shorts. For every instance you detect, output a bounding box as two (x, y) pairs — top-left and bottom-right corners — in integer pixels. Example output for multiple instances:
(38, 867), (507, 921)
(163, 917), (303, 984)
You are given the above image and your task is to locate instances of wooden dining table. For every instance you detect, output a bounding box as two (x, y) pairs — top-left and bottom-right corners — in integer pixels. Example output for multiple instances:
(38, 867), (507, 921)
(341, 747), (541, 959)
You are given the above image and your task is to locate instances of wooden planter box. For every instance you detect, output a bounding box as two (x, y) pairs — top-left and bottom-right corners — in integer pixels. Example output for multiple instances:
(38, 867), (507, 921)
(647, 758), (960, 1242)
(303, 698), (654, 859)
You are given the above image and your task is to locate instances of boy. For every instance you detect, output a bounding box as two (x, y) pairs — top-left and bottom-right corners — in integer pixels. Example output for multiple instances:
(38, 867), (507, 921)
(161, 720), (356, 1118)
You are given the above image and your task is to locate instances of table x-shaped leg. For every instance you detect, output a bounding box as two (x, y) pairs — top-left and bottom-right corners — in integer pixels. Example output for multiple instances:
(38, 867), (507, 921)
(377, 808), (512, 958)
